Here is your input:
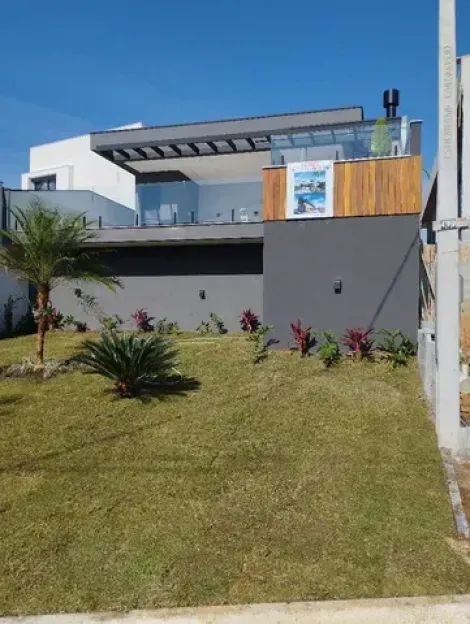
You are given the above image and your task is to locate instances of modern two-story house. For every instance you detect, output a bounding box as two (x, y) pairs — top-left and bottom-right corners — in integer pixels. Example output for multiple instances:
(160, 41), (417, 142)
(1, 91), (422, 344)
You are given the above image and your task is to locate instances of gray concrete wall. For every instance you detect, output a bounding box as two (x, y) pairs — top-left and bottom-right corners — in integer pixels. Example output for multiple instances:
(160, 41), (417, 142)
(263, 215), (420, 347)
(51, 243), (263, 332)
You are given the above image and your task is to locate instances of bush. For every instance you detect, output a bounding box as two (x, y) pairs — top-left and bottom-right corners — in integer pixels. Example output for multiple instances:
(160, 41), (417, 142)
(378, 329), (417, 368)
(290, 320), (316, 357)
(343, 328), (374, 359)
(132, 309), (155, 332)
(155, 317), (180, 335)
(247, 324), (273, 364)
(101, 315), (123, 332)
(317, 330), (341, 368)
(197, 321), (212, 335)
(48, 308), (65, 330)
(239, 309), (260, 334)
(210, 312), (227, 334)
(73, 331), (179, 397)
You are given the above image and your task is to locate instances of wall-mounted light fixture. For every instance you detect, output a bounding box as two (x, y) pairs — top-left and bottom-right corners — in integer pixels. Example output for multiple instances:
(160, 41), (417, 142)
(199, 289), (206, 300)
(334, 279), (342, 294)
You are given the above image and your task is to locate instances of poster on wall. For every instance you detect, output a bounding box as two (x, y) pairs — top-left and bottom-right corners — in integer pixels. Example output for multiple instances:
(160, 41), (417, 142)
(286, 160), (334, 219)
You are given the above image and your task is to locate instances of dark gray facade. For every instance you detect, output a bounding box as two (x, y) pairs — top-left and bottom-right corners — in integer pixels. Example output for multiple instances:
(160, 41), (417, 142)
(263, 215), (420, 347)
(52, 243), (263, 332)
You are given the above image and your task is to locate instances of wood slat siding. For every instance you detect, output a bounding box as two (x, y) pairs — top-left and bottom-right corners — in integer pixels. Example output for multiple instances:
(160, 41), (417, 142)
(263, 167), (286, 221)
(263, 156), (422, 220)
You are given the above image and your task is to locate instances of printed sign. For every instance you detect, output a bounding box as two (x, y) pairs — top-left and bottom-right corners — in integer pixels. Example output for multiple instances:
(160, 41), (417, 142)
(286, 160), (334, 219)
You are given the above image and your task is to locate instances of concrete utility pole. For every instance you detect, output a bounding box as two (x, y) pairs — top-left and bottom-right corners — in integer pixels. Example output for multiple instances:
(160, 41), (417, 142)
(462, 55), (470, 222)
(435, 0), (460, 452)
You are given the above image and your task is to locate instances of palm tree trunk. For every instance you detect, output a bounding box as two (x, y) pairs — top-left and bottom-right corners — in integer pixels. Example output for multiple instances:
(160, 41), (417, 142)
(36, 286), (49, 365)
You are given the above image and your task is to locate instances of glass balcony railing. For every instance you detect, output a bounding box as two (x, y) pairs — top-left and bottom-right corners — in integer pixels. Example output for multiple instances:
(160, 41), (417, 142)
(271, 117), (408, 165)
(4, 190), (135, 228)
(136, 177), (262, 226)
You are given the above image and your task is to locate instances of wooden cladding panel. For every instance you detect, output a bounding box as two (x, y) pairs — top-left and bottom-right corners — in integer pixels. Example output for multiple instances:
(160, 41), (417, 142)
(334, 156), (422, 217)
(263, 167), (286, 221)
(264, 156), (422, 220)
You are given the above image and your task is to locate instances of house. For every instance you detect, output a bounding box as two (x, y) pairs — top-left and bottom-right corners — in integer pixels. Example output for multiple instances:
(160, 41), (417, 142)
(1, 92), (422, 344)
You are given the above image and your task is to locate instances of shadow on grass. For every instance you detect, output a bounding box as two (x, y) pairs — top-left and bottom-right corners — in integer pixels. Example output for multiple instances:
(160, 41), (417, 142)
(139, 377), (201, 404)
(0, 394), (24, 418)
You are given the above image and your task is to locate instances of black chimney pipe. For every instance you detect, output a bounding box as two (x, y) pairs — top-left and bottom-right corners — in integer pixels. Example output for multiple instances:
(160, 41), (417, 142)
(383, 89), (400, 118)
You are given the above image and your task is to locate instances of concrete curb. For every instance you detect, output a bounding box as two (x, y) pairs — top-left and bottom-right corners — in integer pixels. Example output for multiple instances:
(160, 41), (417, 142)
(3, 596), (470, 624)
(442, 449), (470, 539)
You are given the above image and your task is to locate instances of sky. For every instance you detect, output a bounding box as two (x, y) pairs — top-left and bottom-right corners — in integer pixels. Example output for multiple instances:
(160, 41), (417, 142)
(1, 0), (470, 188)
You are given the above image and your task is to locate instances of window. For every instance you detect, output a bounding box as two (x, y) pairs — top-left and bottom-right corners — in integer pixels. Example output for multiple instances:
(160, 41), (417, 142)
(32, 175), (56, 191)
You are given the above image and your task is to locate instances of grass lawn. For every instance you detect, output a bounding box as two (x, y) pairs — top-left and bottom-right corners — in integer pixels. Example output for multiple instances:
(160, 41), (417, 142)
(0, 332), (469, 614)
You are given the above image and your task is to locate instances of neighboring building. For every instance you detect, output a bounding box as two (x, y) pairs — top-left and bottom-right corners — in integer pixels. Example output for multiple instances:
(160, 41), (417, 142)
(1, 94), (423, 342)
(21, 123), (143, 209)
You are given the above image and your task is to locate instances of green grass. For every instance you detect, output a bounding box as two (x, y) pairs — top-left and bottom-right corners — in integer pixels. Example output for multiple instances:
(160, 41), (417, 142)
(0, 332), (469, 614)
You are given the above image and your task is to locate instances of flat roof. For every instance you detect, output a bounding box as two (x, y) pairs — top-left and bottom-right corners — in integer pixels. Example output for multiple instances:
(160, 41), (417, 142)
(90, 106), (364, 172)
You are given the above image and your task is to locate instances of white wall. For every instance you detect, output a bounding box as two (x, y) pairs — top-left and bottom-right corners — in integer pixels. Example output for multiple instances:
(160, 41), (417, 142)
(21, 124), (143, 210)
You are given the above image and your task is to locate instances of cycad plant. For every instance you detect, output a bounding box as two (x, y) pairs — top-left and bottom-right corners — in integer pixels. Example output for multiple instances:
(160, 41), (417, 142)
(73, 331), (179, 397)
(0, 199), (119, 364)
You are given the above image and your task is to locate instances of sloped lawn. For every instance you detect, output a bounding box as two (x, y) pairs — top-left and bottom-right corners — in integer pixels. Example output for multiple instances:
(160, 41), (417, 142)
(0, 332), (469, 614)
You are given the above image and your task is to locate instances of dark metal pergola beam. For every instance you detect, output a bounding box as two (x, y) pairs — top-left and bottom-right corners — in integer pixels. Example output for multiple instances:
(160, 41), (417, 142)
(207, 141), (219, 153)
(134, 148), (148, 159)
(188, 143), (200, 155)
(116, 149), (131, 160)
(169, 144), (182, 156)
(149, 145), (165, 158)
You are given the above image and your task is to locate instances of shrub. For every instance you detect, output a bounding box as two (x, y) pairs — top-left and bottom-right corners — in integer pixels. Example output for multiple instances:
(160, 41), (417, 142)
(101, 315), (123, 332)
(378, 329), (417, 368)
(290, 320), (316, 357)
(239, 309), (261, 334)
(132, 308), (155, 332)
(73, 331), (178, 397)
(48, 308), (65, 330)
(197, 321), (212, 335)
(210, 312), (227, 334)
(155, 317), (180, 335)
(247, 324), (273, 364)
(343, 328), (374, 359)
(317, 330), (341, 368)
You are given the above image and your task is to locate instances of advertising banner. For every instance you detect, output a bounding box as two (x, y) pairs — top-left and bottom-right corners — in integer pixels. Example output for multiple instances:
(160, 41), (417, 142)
(286, 160), (334, 219)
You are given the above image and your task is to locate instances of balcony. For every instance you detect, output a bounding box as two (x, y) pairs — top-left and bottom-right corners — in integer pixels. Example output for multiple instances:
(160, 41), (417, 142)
(4, 189), (135, 228)
(271, 117), (409, 165)
(137, 177), (262, 226)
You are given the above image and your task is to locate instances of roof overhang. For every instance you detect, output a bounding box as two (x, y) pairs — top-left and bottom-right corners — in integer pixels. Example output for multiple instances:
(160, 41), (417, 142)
(90, 106), (363, 173)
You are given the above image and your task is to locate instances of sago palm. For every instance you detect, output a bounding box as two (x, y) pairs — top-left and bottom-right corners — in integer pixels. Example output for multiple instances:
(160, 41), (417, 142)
(0, 198), (119, 364)
(73, 331), (179, 397)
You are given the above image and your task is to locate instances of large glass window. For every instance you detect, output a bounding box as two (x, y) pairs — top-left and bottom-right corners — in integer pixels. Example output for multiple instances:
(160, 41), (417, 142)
(32, 175), (56, 191)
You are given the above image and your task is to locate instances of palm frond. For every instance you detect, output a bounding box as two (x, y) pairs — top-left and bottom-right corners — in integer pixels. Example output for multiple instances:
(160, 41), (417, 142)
(0, 198), (118, 289)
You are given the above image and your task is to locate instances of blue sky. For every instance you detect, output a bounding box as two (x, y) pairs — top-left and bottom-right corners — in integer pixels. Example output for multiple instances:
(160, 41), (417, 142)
(1, 0), (469, 188)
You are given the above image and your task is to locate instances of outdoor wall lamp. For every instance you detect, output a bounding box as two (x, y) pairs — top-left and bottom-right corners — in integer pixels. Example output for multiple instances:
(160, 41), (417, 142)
(334, 279), (342, 294)
(199, 290), (206, 300)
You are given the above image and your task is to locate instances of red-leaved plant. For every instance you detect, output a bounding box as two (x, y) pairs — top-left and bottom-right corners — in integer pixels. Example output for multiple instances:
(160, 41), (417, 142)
(239, 309), (261, 334)
(290, 320), (316, 357)
(342, 328), (374, 359)
(131, 308), (155, 332)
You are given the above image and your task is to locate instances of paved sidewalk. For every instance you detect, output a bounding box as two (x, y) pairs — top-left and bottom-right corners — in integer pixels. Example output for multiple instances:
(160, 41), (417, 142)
(3, 596), (470, 624)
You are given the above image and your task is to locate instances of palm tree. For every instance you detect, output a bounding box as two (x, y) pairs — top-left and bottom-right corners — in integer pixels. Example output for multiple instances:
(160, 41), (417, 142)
(0, 198), (119, 365)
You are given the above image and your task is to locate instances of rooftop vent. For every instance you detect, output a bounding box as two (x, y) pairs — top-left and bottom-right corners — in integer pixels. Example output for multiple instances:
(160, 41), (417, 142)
(383, 89), (400, 118)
